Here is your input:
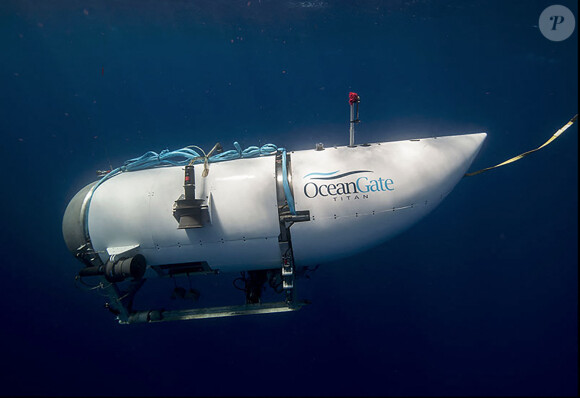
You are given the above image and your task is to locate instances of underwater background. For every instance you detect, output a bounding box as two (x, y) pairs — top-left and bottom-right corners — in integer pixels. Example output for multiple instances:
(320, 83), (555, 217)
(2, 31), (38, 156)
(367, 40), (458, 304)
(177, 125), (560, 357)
(0, 0), (577, 396)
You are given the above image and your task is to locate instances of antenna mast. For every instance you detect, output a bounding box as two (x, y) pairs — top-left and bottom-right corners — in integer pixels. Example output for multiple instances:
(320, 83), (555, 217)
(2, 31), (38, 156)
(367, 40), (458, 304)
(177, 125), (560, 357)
(348, 92), (360, 147)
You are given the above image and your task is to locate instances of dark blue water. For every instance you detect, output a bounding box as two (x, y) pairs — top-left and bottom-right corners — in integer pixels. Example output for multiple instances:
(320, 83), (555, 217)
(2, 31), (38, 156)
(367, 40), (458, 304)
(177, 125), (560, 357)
(1, 1), (577, 396)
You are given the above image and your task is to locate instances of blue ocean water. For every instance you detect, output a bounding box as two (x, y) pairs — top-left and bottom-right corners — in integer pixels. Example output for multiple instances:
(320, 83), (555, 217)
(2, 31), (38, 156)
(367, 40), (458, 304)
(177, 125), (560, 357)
(1, 0), (577, 396)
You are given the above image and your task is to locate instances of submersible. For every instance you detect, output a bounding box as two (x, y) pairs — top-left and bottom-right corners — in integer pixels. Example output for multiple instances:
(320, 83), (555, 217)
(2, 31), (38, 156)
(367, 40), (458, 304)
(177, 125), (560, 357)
(62, 93), (486, 323)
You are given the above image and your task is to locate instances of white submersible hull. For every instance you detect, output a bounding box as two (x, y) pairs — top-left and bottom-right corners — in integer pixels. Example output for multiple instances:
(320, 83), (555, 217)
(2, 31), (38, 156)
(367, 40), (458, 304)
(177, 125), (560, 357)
(62, 132), (486, 323)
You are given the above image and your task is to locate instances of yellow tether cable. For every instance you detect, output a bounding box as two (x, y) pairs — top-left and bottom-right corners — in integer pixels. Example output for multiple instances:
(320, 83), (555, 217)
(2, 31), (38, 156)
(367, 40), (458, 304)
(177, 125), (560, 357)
(465, 114), (578, 177)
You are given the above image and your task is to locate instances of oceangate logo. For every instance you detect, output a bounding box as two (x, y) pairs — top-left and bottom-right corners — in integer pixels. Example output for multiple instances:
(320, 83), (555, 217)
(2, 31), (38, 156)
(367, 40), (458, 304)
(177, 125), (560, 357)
(303, 170), (394, 201)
